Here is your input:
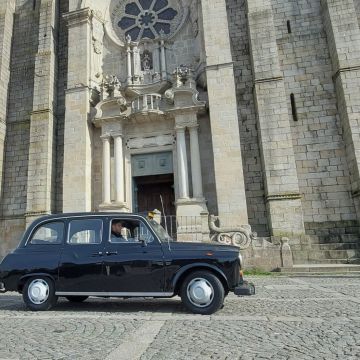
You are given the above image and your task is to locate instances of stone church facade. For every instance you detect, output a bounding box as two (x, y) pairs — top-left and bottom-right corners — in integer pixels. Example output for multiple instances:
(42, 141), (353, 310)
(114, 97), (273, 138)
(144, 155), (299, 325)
(0, 0), (359, 267)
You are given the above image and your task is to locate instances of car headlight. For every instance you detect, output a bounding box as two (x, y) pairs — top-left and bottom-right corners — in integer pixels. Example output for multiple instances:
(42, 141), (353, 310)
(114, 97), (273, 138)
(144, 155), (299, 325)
(238, 252), (243, 269)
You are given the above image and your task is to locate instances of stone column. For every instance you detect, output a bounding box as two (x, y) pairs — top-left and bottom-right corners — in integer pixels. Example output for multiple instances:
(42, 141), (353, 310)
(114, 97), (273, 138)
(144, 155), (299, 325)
(0, 0), (15, 206)
(133, 44), (141, 83)
(174, 111), (208, 242)
(176, 126), (189, 199)
(113, 133), (125, 204)
(322, 0), (360, 220)
(246, 0), (305, 241)
(26, 0), (59, 224)
(201, 0), (248, 227)
(160, 39), (167, 80)
(126, 44), (132, 84)
(101, 134), (111, 205)
(189, 124), (203, 199)
(62, 8), (93, 212)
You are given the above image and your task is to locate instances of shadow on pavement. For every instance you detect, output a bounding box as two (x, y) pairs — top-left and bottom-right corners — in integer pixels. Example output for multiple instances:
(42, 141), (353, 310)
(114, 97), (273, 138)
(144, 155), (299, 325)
(0, 295), (187, 314)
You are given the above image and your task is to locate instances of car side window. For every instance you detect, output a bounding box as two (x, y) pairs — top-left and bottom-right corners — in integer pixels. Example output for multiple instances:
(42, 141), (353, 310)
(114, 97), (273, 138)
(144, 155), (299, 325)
(29, 222), (64, 245)
(68, 219), (103, 244)
(110, 219), (155, 244)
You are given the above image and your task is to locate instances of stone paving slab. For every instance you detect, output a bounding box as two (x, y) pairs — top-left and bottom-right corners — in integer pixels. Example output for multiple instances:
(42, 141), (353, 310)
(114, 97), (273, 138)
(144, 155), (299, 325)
(0, 276), (359, 359)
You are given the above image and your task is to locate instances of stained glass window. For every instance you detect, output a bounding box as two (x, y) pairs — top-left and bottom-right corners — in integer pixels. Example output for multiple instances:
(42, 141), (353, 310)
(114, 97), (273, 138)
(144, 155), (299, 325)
(118, 0), (178, 41)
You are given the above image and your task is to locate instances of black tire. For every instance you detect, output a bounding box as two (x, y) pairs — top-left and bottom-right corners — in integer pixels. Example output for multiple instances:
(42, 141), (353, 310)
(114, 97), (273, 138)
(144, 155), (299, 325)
(22, 276), (58, 311)
(65, 296), (88, 303)
(180, 271), (225, 315)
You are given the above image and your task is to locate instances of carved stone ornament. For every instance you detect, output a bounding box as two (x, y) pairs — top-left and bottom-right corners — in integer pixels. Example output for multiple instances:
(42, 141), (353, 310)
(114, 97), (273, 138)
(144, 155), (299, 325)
(102, 75), (121, 97)
(93, 37), (102, 54)
(192, 19), (199, 37)
(209, 215), (257, 250)
(126, 134), (174, 149)
(117, 96), (128, 112)
(174, 64), (191, 86)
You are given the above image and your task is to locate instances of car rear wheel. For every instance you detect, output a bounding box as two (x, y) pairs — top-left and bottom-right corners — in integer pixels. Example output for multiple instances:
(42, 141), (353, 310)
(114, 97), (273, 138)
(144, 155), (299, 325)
(23, 276), (58, 311)
(65, 296), (88, 303)
(180, 271), (224, 315)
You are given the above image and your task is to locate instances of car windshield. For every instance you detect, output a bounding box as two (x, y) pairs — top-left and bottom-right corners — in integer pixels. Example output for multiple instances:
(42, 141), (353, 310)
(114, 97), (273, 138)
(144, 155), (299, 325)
(147, 219), (174, 243)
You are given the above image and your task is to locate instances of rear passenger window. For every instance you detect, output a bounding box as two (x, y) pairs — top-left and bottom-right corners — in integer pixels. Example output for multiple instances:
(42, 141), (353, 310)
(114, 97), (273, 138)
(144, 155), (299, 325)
(30, 222), (64, 245)
(68, 219), (103, 244)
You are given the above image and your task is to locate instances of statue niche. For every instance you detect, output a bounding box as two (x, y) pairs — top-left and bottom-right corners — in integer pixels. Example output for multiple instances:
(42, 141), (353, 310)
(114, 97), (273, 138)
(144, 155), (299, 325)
(126, 38), (162, 87)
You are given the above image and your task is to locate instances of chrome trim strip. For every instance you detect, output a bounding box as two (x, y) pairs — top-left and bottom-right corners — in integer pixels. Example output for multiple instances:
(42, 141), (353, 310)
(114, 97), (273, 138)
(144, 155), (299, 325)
(55, 291), (174, 297)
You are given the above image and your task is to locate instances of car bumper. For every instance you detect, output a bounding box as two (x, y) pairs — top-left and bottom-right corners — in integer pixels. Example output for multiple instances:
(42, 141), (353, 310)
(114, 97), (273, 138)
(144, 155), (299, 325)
(0, 282), (6, 293)
(234, 280), (255, 296)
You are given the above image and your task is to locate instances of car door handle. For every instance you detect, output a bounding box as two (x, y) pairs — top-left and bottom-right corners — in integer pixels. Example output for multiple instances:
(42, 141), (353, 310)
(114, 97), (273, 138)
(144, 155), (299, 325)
(105, 251), (118, 256)
(92, 252), (103, 257)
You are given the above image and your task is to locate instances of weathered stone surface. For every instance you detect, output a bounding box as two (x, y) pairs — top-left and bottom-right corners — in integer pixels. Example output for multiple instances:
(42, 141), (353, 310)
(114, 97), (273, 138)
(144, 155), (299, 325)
(0, 0), (360, 266)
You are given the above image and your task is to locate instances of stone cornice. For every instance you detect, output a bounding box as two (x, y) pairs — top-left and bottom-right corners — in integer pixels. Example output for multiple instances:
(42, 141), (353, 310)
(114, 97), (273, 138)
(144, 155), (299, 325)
(30, 108), (54, 116)
(25, 211), (52, 218)
(206, 62), (234, 71)
(266, 193), (302, 202)
(65, 85), (90, 94)
(63, 8), (92, 27)
(333, 65), (360, 81)
(92, 115), (127, 128)
(167, 105), (206, 117)
(254, 76), (284, 84)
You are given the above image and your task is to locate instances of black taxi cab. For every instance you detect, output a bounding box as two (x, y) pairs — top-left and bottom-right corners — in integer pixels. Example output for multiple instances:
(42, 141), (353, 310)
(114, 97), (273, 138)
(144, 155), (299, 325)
(0, 213), (254, 314)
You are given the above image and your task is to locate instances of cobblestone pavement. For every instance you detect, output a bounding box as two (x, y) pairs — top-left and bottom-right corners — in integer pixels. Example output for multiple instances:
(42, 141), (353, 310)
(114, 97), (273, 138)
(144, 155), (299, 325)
(0, 275), (359, 359)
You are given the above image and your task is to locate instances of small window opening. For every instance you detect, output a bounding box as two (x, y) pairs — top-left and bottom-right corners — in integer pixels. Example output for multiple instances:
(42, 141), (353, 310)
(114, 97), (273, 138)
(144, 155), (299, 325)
(33, 0), (36, 10)
(290, 94), (298, 122)
(287, 20), (292, 34)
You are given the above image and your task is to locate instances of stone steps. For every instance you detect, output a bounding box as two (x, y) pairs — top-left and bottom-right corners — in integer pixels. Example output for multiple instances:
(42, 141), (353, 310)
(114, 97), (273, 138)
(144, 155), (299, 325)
(279, 264), (360, 273)
(304, 258), (360, 265)
(310, 234), (360, 244)
(292, 249), (360, 264)
(310, 242), (359, 250)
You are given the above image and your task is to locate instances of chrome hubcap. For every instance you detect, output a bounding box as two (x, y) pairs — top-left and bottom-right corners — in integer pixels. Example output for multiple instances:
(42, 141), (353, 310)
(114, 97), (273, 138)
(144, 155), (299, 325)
(187, 278), (214, 308)
(28, 279), (49, 305)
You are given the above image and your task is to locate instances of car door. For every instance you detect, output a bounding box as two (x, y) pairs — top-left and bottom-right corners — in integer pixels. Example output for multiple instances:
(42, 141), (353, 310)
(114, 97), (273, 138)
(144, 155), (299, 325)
(57, 217), (105, 293)
(102, 217), (166, 294)
(23, 220), (65, 284)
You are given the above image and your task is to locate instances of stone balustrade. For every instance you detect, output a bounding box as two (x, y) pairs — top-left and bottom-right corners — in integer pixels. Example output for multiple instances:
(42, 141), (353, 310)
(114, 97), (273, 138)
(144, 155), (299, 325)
(131, 93), (162, 113)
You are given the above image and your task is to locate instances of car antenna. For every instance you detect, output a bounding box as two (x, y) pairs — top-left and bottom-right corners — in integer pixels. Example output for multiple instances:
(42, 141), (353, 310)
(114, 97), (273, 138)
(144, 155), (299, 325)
(160, 194), (171, 250)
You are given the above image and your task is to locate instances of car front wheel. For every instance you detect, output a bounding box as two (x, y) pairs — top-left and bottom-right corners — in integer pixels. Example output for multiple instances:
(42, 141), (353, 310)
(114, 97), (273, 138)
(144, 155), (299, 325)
(23, 276), (58, 311)
(180, 271), (225, 315)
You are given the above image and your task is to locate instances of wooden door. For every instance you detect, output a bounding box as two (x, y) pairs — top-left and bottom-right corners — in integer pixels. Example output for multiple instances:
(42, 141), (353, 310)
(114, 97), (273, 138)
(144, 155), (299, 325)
(136, 180), (175, 216)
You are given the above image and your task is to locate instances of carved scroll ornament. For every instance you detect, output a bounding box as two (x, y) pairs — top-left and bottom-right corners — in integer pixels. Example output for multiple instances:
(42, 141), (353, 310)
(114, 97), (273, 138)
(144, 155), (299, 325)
(209, 215), (256, 250)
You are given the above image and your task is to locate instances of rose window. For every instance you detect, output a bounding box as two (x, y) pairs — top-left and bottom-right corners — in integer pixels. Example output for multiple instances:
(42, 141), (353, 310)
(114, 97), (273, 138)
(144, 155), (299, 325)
(118, 0), (178, 41)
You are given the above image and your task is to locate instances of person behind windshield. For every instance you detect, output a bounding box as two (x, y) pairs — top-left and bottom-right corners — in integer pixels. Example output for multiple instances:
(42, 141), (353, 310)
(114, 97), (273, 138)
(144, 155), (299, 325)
(111, 220), (127, 242)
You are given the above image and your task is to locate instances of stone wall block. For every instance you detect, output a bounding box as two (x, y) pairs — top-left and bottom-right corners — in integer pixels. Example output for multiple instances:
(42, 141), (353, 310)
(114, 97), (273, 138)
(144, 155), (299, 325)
(201, 0), (249, 226)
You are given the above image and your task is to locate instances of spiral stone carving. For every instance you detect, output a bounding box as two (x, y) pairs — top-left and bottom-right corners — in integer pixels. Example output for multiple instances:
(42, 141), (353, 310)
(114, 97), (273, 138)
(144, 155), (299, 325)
(209, 215), (256, 250)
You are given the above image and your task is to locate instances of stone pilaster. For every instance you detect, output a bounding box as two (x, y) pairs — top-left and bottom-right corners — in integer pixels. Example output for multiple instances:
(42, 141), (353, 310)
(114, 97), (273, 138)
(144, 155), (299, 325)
(101, 134), (111, 205)
(26, 0), (58, 224)
(175, 125), (190, 200)
(201, 0), (248, 227)
(62, 8), (93, 212)
(246, 0), (305, 241)
(113, 132), (125, 205)
(0, 0), (15, 205)
(322, 0), (360, 219)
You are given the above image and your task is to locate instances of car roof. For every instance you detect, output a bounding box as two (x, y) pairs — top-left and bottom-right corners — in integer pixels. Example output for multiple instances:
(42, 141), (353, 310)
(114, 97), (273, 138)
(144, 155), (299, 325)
(32, 212), (148, 223)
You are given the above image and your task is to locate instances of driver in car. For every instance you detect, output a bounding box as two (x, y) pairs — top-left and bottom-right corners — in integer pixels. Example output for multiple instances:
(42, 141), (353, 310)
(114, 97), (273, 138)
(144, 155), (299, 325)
(110, 220), (127, 242)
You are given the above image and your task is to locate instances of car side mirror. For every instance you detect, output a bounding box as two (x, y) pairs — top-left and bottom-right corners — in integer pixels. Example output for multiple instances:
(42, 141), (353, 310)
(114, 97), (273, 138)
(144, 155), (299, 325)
(138, 236), (148, 247)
